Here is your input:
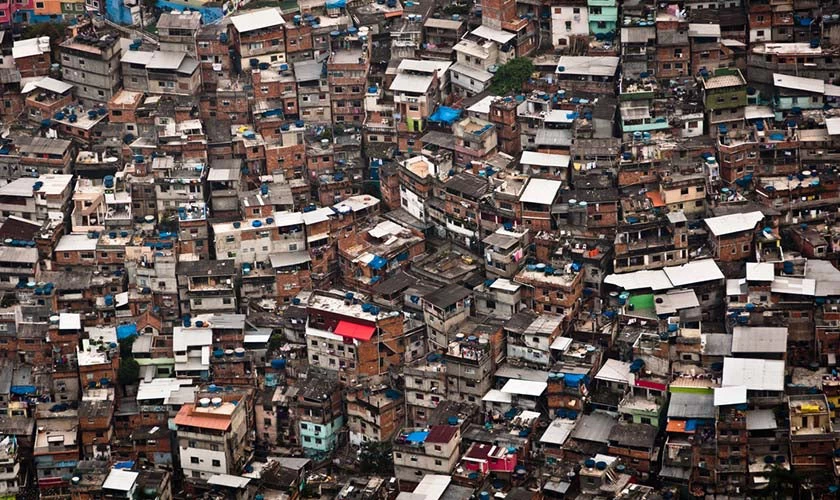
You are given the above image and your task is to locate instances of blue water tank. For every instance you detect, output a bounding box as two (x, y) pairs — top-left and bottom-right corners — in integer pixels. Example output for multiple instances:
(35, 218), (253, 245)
(271, 358), (287, 369)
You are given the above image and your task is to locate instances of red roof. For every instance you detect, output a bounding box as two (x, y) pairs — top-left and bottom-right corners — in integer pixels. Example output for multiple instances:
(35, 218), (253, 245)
(334, 320), (375, 341)
(666, 420), (693, 434)
(465, 443), (492, 460)
(645, 191), (665, 208)
(173, 404), (232, 431)
(425, 425), (458, 444)
(635, 379), (667, 391)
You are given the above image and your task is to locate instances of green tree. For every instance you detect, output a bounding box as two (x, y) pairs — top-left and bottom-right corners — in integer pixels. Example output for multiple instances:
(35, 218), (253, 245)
(118, 334), (137, 359)
(358, 441), (393, 473)
(763, 465), (801, 499)
(118, 358), (140, 387)
(489, 58), (534, 95)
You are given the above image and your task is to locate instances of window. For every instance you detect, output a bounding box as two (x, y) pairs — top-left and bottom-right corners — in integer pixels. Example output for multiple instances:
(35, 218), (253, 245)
(212, 459), (221, 467)
(435, 459), (443, 465)
(190, 457), (199, 464)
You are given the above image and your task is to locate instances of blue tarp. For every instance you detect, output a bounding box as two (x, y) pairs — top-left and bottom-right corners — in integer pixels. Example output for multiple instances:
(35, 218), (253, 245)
(117, 324), (137, 340)
(406, 430), (428, 443)
(10, 385), (36, 395)
(368, 255), (387, 270)
(563, 374), (588, 387)
(429, 106), (462, 124)
(114, 461), (135, 470)
(325, 0), (346, 7)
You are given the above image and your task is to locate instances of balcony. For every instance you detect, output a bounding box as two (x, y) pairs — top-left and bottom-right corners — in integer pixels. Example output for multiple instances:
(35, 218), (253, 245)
(663, 441), (693, 467)
(502, 17), (528, 32)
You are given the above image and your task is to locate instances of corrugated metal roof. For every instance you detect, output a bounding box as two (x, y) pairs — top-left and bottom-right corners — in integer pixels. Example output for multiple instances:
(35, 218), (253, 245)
(722, 358), (784, 392)
(294, 60), (323, 82)
(520, 151), (570, 168)
(207, 474), (251, 489)
(570, 412), (615, 443)
(147, 51), (186, 70)
(102, 470), (138, 491)
(231, 8), (285, 33)
(471, 25), (515, 44)
(540, 417), (576, 445)
(668, 392), (715, 418)
(269, 251), (312, 268)
(714, 386), (747, 406)
(664, 259), (725, 287)
(746, 262), (775, 282)
(556, 56), (619, 77)
(595, 359), (632, 384)
(390, 73), (434, 93)
(773, 72), (824, 94)
(520, 178), (562, 205)
(731, 326), (788, 353)
(705, 211), (765, 236)
(501, 379), (547, 397)
(746, 409), (777, 430)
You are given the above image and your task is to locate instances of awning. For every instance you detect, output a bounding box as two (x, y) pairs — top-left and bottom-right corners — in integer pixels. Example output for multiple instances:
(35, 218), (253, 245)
(666, 420), (692, 433)
(334, 320), (375, 341)
(11, 385), (36, 395)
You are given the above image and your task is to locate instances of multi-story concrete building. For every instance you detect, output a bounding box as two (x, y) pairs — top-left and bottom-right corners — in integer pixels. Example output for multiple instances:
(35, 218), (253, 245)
(393, 425), (461, 488)
(59, 31), (121, 106)
(174, 395), (249, 483)
(176, 260), (238, 315)
(291, 370), (344, 457)
(327, 31), (370, 127)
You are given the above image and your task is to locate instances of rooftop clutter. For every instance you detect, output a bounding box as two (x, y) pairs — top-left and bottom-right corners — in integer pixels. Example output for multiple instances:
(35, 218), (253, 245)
(0, 0), (838, 498)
